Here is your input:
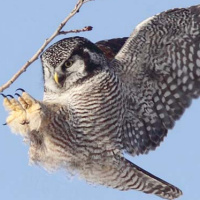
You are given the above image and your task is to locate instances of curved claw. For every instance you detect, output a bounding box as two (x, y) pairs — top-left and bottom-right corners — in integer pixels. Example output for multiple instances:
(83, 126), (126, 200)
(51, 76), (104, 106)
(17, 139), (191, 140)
(0, 93), (6, 98)
(6, 95), (14, 98)
(20, 120), (29, 125)
(3, 123), (7, 126)
(15, 88), (25, 93)
(14, 93), (21, 97)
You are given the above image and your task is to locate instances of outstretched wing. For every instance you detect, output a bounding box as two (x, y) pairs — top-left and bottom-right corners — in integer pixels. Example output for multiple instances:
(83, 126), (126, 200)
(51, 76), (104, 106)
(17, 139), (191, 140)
(96, 37), (128, 60)
(113, 5), (200, 155)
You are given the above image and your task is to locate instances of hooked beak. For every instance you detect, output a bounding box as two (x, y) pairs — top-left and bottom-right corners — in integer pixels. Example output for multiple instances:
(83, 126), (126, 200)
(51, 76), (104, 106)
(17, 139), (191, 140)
(54, 72), (59, 85)
(54, 72), (66, 86)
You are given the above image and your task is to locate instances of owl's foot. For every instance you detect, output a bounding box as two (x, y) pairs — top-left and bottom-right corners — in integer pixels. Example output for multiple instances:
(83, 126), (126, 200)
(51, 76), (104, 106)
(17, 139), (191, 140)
(15, 90), (41, 115)
(2, 89), (42, 135)
(2, 93), (27, 125)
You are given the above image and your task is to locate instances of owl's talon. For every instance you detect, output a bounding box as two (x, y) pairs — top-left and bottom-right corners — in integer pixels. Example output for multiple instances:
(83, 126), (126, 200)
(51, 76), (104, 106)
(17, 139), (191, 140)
(20, 121), (26, 125)
(3, 122), (7, 126)
(16, 88), (25, 93)
(0, 93), (6, 98)
(20, 120), (29, 125)
(6, 95), (14, 98)
(14, 93), (21, 97)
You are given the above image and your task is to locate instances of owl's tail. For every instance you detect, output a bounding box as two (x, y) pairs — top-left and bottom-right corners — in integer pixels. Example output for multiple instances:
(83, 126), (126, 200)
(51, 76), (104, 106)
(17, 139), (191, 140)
(82, 157), (182, 200)
(121, 159), (182, 199)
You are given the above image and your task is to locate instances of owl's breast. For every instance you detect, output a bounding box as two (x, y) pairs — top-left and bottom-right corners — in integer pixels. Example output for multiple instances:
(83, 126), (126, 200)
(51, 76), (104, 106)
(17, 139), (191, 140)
(66, 70), (126, 154)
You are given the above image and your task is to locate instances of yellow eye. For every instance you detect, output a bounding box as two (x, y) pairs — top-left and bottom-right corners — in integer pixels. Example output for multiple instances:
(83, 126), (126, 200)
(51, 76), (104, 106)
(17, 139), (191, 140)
(64, 60), (73, 68)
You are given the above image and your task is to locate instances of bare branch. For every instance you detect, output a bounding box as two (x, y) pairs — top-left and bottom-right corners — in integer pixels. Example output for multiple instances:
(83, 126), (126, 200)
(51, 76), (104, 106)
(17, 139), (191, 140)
(0, 0), (92, 92)
(83, 0), (95, 3)
(59, 26), (93, 35)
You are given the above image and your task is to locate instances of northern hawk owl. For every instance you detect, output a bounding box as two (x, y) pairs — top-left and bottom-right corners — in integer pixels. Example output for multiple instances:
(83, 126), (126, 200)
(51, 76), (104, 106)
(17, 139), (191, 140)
(3, 4), (200, 200)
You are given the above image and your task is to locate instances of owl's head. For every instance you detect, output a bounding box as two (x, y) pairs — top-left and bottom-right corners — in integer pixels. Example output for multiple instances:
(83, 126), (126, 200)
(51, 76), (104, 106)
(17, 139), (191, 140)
(41, 37), (108, 94)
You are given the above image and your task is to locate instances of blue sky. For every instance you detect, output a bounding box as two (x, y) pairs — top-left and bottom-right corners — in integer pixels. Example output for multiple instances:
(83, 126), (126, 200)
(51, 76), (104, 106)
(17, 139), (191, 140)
(1, 0), (200, 200)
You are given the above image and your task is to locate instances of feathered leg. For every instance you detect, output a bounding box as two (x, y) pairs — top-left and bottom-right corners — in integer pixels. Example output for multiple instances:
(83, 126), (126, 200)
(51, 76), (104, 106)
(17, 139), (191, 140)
(2, 91), (43, 135)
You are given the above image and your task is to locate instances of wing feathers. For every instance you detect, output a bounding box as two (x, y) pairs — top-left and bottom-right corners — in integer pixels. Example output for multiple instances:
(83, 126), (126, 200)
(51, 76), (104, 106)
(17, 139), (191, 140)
(113, 5), (200, 155)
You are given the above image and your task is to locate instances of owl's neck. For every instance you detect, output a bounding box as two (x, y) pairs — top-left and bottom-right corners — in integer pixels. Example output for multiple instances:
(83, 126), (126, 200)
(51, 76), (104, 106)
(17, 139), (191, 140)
(43, 68), (122, 106)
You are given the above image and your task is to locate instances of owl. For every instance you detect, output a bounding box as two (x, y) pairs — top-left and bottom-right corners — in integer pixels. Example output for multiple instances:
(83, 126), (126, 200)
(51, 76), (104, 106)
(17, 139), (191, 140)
(3, 4), (200, 200)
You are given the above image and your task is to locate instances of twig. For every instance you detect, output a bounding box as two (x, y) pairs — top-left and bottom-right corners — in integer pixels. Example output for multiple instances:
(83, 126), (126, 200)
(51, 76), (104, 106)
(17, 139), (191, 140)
(59, 26), (93, 35)
(0, 0), (92, 92)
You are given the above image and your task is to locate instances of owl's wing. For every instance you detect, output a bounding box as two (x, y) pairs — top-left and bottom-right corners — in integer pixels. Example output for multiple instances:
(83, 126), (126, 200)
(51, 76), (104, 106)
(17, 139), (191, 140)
(95, 37), (128, 60)
(113, 5), (200, 155)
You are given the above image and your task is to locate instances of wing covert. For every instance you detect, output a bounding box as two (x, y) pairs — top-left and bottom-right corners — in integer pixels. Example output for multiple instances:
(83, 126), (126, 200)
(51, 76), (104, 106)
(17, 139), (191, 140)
(96, 37), (128, 60)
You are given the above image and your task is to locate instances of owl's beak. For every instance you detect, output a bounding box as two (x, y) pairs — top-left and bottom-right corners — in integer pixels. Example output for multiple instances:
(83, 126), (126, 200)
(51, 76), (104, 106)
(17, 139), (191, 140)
(54, 72), (59, 85)
(54, 72), (66, 86)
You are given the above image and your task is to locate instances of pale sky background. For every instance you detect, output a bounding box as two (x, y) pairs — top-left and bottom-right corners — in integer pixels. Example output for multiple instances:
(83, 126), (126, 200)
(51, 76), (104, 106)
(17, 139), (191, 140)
(0, 0), (200, 200)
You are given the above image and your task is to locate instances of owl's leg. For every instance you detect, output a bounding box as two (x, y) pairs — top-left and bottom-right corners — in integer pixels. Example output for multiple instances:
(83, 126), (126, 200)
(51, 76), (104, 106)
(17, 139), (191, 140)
(17, 91), (44, 132)
(2, 94), (29, 135)
(2, 90), (43, 136)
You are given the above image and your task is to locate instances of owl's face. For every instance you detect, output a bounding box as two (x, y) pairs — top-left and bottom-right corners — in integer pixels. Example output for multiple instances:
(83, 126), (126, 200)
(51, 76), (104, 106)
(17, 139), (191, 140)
(41, 37), (107, 94)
